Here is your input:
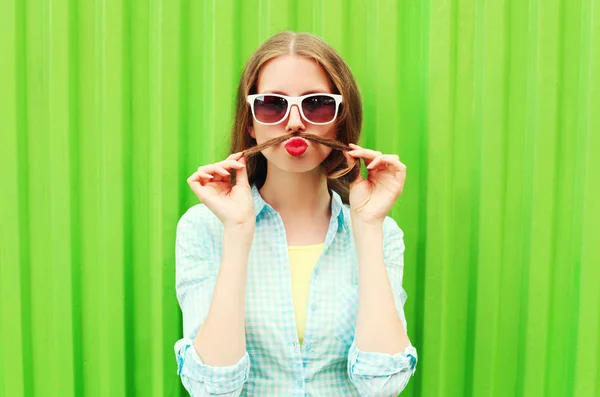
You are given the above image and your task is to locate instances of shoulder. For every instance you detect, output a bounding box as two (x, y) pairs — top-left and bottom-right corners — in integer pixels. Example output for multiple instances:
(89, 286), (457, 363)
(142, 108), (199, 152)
(383, 216), (406, 258)
(383, 216), (404, 240)
(176, 203), (223, 240)
(341, 203), (404, 241)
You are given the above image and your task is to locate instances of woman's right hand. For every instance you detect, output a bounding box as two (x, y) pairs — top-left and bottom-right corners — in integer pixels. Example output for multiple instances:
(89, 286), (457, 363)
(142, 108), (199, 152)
(187, 152), (255, 230)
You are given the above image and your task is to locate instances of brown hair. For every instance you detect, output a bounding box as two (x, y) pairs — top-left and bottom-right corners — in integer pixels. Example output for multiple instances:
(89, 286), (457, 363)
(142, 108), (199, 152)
(229, 31), (363, 204)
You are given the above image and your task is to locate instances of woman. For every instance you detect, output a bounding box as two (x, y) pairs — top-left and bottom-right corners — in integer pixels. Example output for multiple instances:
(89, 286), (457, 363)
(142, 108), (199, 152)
(174, 31), (417, 397)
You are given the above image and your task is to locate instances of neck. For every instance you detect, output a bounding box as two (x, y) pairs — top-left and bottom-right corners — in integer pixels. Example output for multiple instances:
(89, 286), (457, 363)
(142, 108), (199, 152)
(259, 165), (331, 219)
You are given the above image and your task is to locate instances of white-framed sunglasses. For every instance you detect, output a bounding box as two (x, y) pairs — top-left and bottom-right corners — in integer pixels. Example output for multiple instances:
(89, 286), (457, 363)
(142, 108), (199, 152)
(247, 93), (343, 125)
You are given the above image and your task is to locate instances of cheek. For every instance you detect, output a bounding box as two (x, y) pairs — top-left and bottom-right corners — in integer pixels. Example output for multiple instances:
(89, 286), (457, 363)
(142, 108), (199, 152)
(312, 125), (336, 139)
(315, 141), (334, 159)
(327, 125), (338, 139)
(252, 125), (277, 143)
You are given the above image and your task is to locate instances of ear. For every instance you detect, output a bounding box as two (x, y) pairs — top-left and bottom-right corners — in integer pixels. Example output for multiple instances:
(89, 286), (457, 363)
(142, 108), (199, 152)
(247, 125), (256, 139)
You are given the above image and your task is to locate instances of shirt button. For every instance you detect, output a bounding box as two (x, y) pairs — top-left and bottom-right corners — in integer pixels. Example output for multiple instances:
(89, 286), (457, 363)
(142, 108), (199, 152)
(296, 379), (303, 387)
(314, 268), (319, 275)
(311, 304), (317, 311)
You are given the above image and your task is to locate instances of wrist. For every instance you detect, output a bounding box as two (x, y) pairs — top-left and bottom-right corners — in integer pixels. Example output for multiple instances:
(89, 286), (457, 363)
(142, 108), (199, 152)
(224, 222), (255, 245)
(223, 219), (255, 234)
(351, 217), (384, 241)
(351, 214), (385, 230)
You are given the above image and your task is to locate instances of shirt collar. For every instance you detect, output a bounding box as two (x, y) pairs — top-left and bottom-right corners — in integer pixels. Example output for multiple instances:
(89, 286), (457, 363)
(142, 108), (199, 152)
(251, 184), (348, 230)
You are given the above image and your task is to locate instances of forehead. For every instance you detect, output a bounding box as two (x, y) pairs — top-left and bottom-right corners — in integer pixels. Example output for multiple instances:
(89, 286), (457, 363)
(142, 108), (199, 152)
(256, 55), (332, 95)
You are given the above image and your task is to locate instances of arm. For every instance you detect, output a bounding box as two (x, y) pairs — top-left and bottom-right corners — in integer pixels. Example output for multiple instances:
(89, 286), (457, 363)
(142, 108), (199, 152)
(174, 206), (254, 397)
(347, 216), (417, 397)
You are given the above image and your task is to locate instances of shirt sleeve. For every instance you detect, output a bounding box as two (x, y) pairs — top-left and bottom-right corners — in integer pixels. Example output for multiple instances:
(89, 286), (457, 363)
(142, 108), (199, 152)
(347, 216), (418, 397)
(174, 205), (251, 397)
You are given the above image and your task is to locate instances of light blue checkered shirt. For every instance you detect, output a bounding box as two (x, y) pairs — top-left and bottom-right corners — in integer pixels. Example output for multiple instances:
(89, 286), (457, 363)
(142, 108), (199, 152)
(174, 184), (418, 397)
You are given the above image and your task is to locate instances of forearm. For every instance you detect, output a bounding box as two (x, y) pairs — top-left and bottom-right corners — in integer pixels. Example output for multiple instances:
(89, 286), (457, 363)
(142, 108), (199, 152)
(352, 218), (410, 354)
(193, 225), (254, 366)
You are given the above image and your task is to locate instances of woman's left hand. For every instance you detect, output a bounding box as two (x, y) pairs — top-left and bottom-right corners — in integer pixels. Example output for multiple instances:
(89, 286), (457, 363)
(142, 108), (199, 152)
(343, 143), (407, 224)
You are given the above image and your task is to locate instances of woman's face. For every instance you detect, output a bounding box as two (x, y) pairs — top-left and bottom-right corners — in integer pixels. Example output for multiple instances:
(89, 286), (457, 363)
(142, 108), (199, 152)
(249, 55), (336, 174)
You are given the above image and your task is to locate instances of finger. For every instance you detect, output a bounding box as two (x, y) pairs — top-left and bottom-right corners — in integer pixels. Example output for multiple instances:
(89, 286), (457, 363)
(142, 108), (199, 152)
(187, 171), (214, 187)
(343, 151), (363, 189)
(197, 171), (215, 181)
(348, 143), (375, 152)
(187, 175), (218, 202)
(347, 143), (382, 157)
(199, 159), (244, 175)
(197, 164), (220, 174)
(365, 155), (399, 170)
(347, 148), (383, 160)
(348, 167), (363, 189)
(227, 151), (244, 161)
(366, 157), (382, 170)
(342, 150), (355, 166)
(234, 155), (250, 188)
(347, 148), (383, 167)
(375, 155), (405, 173)
(342, 150), (355, 168)
(218, 159), (245, 170)
(198, 164), (228, 178)
(211, 165), (231, 177)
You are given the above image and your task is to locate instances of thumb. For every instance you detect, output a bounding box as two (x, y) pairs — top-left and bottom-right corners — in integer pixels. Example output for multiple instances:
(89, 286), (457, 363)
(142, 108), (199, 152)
(234, 156), (250, 188)
(348, 163), (364, 190)
(344, 151), (363, 189)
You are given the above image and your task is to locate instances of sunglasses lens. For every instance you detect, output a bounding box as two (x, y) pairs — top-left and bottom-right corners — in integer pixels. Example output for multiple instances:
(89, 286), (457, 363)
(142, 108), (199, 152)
(253, 95), (288, 123)
(302, 95), (337, 123)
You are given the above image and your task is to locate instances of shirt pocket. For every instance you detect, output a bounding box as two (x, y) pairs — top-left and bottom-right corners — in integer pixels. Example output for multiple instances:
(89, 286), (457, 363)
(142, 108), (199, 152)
(333, 284), (359, 348)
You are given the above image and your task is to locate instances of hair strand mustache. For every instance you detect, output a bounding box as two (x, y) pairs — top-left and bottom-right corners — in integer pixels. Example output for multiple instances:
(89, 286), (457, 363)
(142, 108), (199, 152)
(241, 132), (360, 181)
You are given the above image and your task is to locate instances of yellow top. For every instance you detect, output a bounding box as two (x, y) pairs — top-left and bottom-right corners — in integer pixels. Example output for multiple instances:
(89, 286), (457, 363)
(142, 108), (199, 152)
(288, 243), (324, 345)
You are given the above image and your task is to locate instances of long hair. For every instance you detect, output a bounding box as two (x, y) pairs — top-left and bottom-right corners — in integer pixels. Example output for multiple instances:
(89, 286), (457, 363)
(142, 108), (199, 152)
(229, 31), (362, 204)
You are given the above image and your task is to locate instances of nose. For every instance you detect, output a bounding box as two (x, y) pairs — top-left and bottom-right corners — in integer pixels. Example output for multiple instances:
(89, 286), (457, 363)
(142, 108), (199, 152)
(285, 105), (306, 132)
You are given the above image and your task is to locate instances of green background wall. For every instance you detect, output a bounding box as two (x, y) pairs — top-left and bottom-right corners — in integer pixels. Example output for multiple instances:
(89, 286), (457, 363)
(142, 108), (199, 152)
(1, 0), (598, 396)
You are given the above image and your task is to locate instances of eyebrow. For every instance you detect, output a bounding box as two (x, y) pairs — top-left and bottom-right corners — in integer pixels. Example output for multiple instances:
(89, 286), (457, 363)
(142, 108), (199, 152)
(263, 89), (331, 96)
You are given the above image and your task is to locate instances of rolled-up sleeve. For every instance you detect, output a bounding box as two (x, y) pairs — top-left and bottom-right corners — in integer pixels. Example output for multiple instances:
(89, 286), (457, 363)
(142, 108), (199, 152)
(174, 205), (251, 396)
(175, 339), (250, 396)
(347, 341), (417, 397)
(347, 216), (418, 397)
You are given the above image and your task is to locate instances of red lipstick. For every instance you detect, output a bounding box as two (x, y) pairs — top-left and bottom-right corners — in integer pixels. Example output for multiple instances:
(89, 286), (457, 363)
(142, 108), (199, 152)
(284, 137), (308, 156)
